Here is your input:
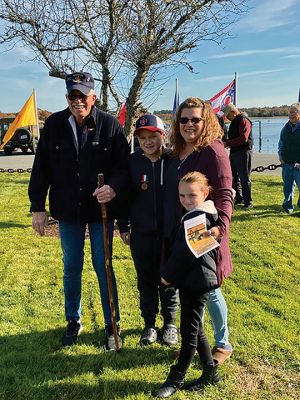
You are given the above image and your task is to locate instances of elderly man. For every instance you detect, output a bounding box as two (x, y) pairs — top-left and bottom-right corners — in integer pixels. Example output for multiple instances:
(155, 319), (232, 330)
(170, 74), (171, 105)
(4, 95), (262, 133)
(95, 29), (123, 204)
(222, 103), (253, 210)
(29, 72), (130, 350)
(278, 103), (300, 214)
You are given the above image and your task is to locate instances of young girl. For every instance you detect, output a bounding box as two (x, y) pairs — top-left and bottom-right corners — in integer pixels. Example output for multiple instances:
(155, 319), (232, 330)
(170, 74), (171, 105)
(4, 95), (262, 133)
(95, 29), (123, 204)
(155, 171), (221, 398)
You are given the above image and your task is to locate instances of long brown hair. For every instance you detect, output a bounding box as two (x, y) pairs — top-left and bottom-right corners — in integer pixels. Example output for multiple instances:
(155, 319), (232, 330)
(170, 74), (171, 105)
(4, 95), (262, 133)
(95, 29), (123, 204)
(171, 97), (223, 156)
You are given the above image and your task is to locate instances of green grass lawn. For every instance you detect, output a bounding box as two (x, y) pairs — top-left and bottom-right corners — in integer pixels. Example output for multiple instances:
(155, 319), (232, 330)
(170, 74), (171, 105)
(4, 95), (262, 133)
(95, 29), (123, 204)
(0, 173), (299, 400)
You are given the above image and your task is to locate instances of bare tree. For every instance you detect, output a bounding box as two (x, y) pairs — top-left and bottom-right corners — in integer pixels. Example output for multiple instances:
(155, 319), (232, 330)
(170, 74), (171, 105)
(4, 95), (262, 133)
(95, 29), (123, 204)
(120, 0), (247, 133)
(0, 0), (129, 110)
(0, 0), (247, 136)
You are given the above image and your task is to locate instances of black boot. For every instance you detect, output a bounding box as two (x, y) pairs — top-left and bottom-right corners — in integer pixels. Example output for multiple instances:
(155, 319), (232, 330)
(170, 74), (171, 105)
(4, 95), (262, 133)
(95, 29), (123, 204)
(154, 366), (185, 398)
(185, 362), (221, 392)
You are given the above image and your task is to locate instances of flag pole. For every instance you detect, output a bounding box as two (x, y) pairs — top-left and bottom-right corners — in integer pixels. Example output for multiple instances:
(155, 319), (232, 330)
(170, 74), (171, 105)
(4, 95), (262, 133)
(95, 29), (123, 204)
(33, 89), (40, 139)
(234, 72), (238, 107)
(298, 88), (300, 103)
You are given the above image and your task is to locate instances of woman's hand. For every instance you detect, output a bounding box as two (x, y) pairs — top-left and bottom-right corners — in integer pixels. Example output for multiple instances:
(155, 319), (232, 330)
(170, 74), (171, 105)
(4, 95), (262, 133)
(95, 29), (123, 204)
(203, 226), (222, 240)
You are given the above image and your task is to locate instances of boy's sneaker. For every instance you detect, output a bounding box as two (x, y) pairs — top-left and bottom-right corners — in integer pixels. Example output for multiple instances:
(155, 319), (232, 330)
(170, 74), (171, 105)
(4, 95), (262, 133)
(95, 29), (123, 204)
(104, 324), (123, 351)
(62, 319), (83, 346)
(140, 326), (158, 346)
(161, 324), (178, 346)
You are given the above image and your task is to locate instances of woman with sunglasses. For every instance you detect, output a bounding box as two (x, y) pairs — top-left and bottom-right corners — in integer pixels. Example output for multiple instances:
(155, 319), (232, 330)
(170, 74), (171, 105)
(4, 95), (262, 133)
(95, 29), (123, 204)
(155, 97), (233, 397)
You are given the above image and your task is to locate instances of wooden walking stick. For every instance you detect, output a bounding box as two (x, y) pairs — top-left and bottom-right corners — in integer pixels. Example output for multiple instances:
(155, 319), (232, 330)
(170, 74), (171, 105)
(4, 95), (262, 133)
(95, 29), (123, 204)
(98, 173), (121, 352)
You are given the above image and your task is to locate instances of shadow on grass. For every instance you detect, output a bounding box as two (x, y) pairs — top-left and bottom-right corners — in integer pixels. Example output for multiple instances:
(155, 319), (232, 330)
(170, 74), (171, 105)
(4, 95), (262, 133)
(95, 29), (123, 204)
(0, 328), (174, 400)
(232, 204), (300, 221)
(0, 221), (31, 229)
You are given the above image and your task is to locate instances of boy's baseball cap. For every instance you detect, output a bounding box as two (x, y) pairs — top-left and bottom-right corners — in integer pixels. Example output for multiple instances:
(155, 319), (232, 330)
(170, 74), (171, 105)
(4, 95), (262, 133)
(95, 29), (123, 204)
(134, 114), (165, 135)
(65, 72), (94, 95)
(222, 103), (236, 117)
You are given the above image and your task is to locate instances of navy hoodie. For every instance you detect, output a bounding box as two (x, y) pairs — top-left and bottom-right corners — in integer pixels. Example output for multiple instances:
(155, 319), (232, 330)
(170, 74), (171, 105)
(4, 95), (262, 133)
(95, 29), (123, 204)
(118, 148), (169, 233)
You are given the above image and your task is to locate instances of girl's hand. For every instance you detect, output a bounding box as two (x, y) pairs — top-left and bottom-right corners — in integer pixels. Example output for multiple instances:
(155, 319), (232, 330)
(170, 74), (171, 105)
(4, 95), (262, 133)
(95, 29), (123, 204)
(161, 277), (171, 286)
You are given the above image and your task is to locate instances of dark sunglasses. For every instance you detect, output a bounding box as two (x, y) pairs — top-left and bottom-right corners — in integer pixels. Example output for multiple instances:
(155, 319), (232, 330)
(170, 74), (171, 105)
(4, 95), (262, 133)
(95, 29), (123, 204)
(67, 93), (90, 101)
(179, 117), (203, 124)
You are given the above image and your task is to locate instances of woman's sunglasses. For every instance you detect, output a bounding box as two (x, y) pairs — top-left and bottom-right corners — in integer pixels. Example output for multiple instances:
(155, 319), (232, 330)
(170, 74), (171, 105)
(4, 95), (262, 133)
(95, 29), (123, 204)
(179, 117), (203, 124)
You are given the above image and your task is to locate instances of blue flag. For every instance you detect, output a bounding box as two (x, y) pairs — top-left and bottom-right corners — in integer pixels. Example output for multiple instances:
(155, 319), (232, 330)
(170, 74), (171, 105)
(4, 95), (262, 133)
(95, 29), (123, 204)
(173, 79), (179, 118)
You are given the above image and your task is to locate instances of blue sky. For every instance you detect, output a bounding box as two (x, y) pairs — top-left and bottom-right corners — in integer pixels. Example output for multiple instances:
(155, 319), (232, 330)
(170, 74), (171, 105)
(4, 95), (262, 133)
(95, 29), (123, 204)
(0, 0), (299, 114)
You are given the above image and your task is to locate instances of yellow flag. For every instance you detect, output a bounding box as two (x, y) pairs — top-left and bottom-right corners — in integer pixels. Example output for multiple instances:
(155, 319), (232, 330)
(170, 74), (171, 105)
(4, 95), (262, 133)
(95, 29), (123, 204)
(0, 92), (37, 149)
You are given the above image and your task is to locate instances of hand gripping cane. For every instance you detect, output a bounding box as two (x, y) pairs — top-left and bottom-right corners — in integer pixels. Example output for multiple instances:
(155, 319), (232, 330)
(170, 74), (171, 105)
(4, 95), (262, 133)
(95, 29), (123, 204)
(98, 173), (121, 352)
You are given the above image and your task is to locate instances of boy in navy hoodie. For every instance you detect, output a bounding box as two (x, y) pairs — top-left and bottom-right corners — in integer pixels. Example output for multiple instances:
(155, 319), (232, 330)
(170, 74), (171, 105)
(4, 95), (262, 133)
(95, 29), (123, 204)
(155, 171), (221, 398)
(119, 114), (178, 346)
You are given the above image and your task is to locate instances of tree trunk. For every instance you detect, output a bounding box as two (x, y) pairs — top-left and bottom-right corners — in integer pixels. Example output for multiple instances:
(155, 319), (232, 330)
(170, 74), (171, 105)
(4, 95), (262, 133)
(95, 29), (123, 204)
(99, 64), (110, 112)
(124, 67), (149, 138)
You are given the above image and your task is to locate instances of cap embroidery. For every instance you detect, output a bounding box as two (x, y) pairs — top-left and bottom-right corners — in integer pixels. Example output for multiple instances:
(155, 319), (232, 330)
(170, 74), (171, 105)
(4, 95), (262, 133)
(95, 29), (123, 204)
(139, 117), (148, 126)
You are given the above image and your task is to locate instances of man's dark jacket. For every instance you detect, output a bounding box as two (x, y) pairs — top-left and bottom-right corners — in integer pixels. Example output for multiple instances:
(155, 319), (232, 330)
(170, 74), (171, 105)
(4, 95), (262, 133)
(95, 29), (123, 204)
(227, 114), (253, 152)
(28, 107), (130, 222)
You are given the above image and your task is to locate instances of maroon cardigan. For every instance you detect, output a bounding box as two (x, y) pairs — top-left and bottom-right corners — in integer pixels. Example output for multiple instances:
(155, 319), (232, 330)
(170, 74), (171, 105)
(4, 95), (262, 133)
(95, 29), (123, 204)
(177, 140), (233, 284)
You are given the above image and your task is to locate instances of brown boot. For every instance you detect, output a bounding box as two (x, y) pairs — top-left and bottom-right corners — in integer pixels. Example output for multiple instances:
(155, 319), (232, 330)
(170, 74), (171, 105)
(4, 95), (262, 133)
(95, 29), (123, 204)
(212, 346), (232, 365)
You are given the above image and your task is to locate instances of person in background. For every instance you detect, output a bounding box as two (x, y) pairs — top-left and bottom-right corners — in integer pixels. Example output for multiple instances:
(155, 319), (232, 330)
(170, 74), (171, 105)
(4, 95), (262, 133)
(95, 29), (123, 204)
(222, 103), (254, 210)
(28, 72), (130, 351)
(155, 172), (221, 398)
(217, 114), (228, 141)
(278, 102), (300, 214)
(163, 97), (233, 366)
(119, 114), (178, 347)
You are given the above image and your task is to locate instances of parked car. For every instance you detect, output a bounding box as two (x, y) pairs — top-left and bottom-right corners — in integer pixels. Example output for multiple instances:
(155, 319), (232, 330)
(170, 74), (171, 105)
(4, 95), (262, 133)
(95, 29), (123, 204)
(0, 117), (43, 155)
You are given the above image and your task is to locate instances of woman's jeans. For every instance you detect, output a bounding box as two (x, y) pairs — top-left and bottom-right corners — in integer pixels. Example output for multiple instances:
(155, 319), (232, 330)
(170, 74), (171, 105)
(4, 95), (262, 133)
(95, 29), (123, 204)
(59, 220), (120, 325)
(282, 163), (300, 211)
(206, 288), (232, 351)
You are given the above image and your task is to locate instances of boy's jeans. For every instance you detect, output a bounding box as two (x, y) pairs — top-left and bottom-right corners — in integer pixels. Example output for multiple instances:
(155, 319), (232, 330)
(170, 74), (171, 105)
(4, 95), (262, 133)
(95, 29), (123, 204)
(59, 220), (120, 325)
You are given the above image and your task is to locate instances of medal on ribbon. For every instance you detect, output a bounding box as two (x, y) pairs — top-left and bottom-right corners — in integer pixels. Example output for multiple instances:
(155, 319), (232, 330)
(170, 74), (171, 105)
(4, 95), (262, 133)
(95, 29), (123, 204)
(141, 174), (149, 190)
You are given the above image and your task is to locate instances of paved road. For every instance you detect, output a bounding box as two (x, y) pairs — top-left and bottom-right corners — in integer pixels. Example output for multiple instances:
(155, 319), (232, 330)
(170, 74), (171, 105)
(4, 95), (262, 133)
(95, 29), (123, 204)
(0, 149), (282, 175)
(0, 150), (35, 170)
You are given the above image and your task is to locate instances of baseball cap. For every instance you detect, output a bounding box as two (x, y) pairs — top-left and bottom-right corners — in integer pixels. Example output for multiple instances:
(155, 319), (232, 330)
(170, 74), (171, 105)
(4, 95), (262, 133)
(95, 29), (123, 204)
(134, 114), (165, 135)
(65, 72), (94, 95)
(222, 103), (236, 117)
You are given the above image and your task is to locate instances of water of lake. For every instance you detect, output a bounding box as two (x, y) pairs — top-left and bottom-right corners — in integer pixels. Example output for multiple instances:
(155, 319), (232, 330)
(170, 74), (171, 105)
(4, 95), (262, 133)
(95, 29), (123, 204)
(249, 117), (287, 155)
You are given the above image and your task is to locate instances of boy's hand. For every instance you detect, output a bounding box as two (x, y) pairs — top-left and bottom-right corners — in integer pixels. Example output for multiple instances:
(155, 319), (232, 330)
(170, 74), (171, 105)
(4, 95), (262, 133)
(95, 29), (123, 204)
(120, 232), (130, 245)
(161, 277), (171, 286)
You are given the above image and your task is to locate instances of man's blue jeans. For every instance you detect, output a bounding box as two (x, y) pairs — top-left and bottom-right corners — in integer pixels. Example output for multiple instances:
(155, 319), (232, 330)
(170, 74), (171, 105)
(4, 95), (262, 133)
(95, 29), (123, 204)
(59, 220), (120, 325)
(282, 163), (300, 211)
(206, 288), (232, 351)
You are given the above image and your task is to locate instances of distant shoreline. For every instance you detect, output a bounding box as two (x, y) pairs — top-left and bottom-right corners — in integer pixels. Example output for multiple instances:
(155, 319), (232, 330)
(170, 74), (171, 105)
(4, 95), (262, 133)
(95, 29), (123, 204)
(250, 116), (288, 119)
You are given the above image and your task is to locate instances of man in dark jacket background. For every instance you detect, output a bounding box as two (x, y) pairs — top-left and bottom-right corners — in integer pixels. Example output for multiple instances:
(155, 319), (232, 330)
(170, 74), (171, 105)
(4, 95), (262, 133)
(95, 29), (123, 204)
(278, 102), (300, 214)
(222, 103), (253, 210)
(28, 72), (130, 350)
